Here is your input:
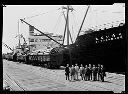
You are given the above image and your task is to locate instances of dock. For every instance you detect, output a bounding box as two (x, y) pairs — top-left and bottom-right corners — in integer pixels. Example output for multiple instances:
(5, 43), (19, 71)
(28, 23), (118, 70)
(3, 59), (125, 93)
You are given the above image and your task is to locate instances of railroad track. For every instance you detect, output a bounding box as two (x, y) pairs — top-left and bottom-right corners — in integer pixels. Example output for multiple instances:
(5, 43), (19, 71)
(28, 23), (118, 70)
(3, 73), (25, 91)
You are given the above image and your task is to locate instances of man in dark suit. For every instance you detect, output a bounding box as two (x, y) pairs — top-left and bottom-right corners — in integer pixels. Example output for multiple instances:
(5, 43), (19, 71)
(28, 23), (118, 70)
(92, 65), (97, 81)
(70, 65), (75, 81)
(65, 64), (70, 80)
(97, 64), (101, 81)
(95, 65), (98, 81)
(88, 64), (92, 80)
(100, 65), (106, 82)
(84, 65), (89, 81)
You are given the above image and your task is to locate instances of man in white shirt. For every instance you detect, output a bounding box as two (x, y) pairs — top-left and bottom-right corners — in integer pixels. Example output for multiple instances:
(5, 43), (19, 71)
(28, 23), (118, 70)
(75, 63), (79, 80)
(80, 64), (84, 80)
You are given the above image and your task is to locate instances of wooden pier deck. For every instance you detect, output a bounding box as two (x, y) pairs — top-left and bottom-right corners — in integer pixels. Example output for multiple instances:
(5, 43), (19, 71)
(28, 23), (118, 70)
(3, 60), (125, 93)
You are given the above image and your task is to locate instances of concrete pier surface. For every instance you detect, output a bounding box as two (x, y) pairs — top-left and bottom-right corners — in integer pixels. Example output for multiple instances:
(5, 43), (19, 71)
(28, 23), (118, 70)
(3, 60), (125, 93)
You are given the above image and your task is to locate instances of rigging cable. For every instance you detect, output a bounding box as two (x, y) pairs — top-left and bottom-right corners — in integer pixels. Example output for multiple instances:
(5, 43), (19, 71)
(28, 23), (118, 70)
(52, 13), (63, 36)
(23, 8), (61, 20)
(69, 30), (73, 44)
(62, 10), (67, 44)
(71, 12), (79, 42)
(55, 13), (63, 39)
(68, 12), (74, 44)
(81, 5), (124, 32)
(61, 8), (73, 45)
(75, 5), (90, 43)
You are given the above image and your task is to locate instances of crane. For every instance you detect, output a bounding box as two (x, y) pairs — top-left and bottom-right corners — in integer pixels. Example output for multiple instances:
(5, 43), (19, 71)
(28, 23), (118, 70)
(15, 34), (27, 46)
(20, 19), (65, 47)
(2, 42), (14, 52)
(2, 42), (13, 52)
(20, 34), (27, 46)
(15, 34), (29, 55)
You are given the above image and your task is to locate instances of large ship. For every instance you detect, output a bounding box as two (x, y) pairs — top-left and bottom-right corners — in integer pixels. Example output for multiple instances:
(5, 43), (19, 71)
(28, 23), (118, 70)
(58, 5), (126, 72)
(70, 22), (125, 72)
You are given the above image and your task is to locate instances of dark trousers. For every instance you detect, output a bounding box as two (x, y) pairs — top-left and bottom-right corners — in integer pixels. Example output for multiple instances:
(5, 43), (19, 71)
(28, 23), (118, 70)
(90, 73), (92, 80)
(80, 74), (84, 80)
(100, 74), (104, 82)
(93, 73), (97, 81)
(66, 73), (70, 80)
(97, 73), (100, 81)
(88, 73), (92, 80)
(84, 74), (88, 81)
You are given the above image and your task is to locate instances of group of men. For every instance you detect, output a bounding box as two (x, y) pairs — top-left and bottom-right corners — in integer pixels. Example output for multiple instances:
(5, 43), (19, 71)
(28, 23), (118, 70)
(65, 63), (106, 82)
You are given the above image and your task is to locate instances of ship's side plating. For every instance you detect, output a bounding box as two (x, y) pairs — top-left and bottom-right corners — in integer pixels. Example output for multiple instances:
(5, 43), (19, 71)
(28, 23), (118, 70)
(72, 24), (126, 72)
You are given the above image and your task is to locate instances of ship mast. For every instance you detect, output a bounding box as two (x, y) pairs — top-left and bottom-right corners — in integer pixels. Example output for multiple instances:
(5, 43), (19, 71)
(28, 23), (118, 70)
(66, 5), (69, 46)
(62, 5), (73, 45)
(18, 19), (21, 48)
(62, 5), (74, 46)
(62, 5), (74, 65)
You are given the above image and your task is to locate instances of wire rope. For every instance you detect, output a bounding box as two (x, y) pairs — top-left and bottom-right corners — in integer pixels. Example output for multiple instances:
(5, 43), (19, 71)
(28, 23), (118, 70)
(71, 12), (79, 42)
(56, 14), (63, 35)
(52, 13), (63, 35)
(23, 8), (61, 20)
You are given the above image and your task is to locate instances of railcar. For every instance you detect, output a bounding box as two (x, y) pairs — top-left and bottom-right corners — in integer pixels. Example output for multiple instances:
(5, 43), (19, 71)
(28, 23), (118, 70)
(48, 47), (64, 68)
(27, 54), (50, 66)
(3, 53), (17, 62)
(6, 53), (14, 61)
(2, 54), (7, 60)
(17, 54), (26, 63)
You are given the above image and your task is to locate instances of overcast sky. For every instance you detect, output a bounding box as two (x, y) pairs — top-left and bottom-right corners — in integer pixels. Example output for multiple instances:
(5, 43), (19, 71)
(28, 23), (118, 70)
(2, 4), (125, 53)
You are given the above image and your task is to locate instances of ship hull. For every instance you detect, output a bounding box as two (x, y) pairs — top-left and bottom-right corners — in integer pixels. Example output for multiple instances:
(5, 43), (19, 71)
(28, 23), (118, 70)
(71, 25), (126, 72)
